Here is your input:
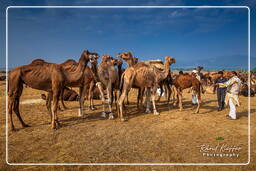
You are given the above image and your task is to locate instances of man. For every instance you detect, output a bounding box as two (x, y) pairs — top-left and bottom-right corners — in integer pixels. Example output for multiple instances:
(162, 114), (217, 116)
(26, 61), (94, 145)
(191, 69), (200, 105)
(217, 71), (242, 120)
(214, 71), (228, 111)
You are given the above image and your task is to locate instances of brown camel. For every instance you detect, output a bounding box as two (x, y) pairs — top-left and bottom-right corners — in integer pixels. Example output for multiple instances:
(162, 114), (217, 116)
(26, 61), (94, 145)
(43, 55), (107, 116)
(8, 50), (96, 130)
(97, 55), (119, 119)
(117, 56), (176, 121)
(173, 73), (202, 113)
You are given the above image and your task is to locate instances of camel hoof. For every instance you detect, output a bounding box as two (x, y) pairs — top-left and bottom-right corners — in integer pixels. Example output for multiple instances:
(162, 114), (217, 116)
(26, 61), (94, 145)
(52, 121), (60, 130)
(22, 124), (30, 128)
(145, 109), (151, 114)
(108, 114), (114, 120)
(121, 118), (127, 122)
(78, 109), (84, 117)
(101, 112), (107, 118)
(11, 127), (18, 132)
(88, 106), (96, 111)
(81, 115), (88, 119)
(153, 111), (160, 115)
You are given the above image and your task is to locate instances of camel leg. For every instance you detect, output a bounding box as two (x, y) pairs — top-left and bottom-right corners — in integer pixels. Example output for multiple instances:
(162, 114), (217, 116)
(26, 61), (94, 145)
(166, 84), (171, 104)
(145, 87), (151, 113)
(126, 91), (129, 105)
(78, 85), (87, 117)
(151, 86), (159, 115)
(157, 85), (163, 102)
(140, 88), (145, 109)
(117, 86), (129, 122)
(60, 88), (67, 110)
(51, 90), (60, 129)
(13, 98), (29, 128)
(8, 98), (16, 131)
(107, 86), (114, 120)
(46, 92), (53, 122)
(137, 88), (141, 109)
(88, 81), (96, 110)
(178, 90), (183, 111)
(96, 82), (107, 118)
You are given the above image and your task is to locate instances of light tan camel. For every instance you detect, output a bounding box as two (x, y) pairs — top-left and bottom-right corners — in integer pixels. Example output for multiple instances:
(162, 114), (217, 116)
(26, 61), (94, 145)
(97, 55), (119, 119)
(117, 56), (176, 121)
(173, 73), (202, 113)
(8, 50), (96, 130)
(117, 52), (141, 106)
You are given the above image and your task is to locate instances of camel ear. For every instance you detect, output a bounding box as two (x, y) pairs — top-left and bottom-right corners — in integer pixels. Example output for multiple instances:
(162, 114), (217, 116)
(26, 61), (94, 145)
(84, 50), (89, 55)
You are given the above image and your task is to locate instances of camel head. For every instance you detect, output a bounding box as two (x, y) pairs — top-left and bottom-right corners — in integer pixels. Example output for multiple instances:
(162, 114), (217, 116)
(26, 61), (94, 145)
(81, 50), (98, 65)
(110, 57), (118, 66)
(102, 54), (111, 63)
(116, 58), (123, 67)
(89, 53), (99, 65)
(165, 56), (176, 65)
(117, 51), (133, 60)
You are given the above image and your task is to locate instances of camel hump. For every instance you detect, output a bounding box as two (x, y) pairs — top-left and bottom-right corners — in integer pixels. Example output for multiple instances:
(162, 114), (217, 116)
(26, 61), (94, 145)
(30, 58), (46, 65)
(61, 59), (77, 66)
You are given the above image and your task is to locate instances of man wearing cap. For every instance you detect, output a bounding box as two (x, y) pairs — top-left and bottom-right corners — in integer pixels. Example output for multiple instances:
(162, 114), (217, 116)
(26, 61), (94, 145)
(217, 71), (242, 120)
(214, 71), (228, 111)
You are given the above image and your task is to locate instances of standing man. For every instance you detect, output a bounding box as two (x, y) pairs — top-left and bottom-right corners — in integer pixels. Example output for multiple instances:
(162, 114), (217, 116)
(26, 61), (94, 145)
(214, 71), (228, 111)
(191, 69), (201, 105)
(217, 71), (242, 120)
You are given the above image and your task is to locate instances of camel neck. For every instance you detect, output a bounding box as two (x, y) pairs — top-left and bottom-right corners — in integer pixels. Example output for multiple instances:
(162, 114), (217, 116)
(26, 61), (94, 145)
(91, 63), (100, 82)
(126, 58), (135, 67)
(65, 54), (88, 84)
(163, 61), (171, 78)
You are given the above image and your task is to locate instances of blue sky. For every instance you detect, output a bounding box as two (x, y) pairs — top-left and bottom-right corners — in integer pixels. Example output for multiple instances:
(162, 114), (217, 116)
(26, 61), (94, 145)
(0, 0), (255, 70)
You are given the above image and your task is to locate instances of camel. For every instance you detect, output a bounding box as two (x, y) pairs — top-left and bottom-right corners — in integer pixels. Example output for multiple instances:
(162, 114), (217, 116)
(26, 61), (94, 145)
(97, 55), (119, 119)
(143, 60), (173, 103)
(117, 56), (176, 121)
(117, 52), (142, 106)
(173, 72), (202, 113)
(87, 56), (123, 111)
(8, 50), (96, 130)
(42, 55), (107, 116)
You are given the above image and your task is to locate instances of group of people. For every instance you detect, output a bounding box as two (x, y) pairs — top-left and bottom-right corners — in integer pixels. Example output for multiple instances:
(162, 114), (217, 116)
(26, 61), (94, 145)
(192, 69), (242, 120)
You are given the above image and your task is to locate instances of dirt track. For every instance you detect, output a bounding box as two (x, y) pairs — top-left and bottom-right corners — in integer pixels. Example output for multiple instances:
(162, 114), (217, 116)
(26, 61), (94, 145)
(0, 81), (256, 171)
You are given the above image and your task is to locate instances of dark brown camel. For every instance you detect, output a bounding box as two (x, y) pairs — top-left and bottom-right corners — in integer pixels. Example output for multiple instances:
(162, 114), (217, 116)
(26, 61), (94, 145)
(173, 73), (202, 113)
(8, 50), (96, 130)
(44, 54), (106, 116)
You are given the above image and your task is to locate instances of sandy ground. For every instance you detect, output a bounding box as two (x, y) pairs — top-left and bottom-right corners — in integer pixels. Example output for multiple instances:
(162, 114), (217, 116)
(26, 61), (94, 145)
(0, 80), (256, 171)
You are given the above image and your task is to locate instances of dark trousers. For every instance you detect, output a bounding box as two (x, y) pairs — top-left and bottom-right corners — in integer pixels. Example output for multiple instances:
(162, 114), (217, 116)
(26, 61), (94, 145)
(217, 88), (226, 109)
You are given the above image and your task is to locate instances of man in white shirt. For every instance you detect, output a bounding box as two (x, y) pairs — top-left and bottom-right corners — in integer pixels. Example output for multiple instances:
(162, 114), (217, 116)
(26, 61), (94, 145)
(217, 71), (242, 120)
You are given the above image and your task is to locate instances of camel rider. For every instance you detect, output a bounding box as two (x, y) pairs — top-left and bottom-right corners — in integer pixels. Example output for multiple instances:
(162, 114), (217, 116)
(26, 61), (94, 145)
(191, 69), (200, 105)
(217, 71), (241, 120)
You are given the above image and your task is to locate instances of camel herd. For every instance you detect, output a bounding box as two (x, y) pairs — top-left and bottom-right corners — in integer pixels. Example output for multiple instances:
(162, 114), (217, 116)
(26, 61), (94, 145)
(8, 50), (256, 131)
